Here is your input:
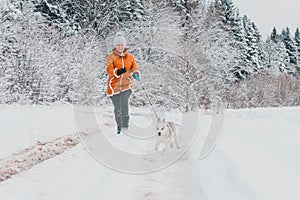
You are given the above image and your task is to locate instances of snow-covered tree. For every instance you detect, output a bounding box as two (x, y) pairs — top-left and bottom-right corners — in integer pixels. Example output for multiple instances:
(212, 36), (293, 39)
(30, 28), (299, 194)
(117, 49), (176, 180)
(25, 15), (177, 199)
(126, 1), (186, 109)
(170, 0), (199, 40)
(281, 27), (298, 75)
(1, 0), (299, 108)
(263, 27), (289, 75)
(251, 22), (265, 68)
(294, 28), (300, 77)
(0, 0), (32, 103)
(188, 1), (236, 104)
(209, 0), (249, 80)
(242, 15), (263, 72)
(32, 0), (148, 37)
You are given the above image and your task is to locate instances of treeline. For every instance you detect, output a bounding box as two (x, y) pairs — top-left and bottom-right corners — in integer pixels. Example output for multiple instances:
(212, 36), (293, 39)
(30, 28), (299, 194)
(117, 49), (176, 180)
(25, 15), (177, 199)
(0, 0), (299, 108)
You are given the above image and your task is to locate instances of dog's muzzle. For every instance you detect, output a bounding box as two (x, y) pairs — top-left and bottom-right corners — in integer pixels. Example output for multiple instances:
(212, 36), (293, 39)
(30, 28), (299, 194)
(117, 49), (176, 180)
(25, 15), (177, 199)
(158, 132), (161, 136)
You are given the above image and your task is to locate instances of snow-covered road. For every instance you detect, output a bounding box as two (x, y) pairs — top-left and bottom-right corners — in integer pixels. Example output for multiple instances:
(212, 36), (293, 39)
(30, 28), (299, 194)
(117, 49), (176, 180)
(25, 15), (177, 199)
(0, 105), (300, 200)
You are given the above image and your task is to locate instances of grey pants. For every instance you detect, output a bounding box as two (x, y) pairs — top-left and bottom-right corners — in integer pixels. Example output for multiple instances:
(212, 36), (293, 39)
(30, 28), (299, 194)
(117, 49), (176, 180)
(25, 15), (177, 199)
(110, 90), (132, 128)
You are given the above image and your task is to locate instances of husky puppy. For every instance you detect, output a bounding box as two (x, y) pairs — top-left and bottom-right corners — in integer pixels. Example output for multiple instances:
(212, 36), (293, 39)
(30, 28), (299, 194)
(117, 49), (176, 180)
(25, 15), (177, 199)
(155, 118), (180, 151)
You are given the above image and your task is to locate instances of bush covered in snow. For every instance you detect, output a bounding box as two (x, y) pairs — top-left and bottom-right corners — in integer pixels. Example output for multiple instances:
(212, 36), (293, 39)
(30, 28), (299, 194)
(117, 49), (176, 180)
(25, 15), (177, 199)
(0, 0), (299, 109)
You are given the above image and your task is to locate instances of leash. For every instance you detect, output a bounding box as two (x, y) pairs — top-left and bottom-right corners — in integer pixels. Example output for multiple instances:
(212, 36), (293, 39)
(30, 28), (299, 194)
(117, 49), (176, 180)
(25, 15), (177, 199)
(139, 81), (159, 120)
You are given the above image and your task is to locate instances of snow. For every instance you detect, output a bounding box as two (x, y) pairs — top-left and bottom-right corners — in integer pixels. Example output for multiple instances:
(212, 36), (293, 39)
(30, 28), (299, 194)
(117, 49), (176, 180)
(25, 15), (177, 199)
(1, 105), (300, 199)
(0, 104), (76, 159)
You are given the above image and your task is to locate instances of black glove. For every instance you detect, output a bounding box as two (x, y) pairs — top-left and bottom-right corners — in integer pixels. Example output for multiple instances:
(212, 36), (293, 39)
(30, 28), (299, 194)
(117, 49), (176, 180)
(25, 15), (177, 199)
(117, 68), (126, 75)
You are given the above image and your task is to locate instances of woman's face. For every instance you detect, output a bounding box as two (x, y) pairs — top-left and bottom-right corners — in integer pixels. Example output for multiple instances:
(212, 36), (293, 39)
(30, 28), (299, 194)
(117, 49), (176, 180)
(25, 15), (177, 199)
(116, 44), (125, 52)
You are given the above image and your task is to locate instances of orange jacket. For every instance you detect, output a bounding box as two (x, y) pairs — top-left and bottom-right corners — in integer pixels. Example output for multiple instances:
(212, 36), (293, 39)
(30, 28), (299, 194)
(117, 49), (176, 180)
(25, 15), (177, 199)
(106, 48), (140, 96)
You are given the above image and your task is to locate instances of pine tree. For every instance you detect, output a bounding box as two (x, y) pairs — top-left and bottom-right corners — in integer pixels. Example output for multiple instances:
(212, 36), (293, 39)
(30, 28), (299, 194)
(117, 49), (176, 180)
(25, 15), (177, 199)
(242, 16), (255, 67)
(281, 28), (297, 65)
(101, 0), (148, 35)
(252, 22), (264, 69)
(170, 0), (199, 40)
(242, 15), (263, 72)
(264, 36), (288, 75)
(119, 0), (147, 22)
(266, 27), (289, 74)
(32, 0), (148, 37)
(294, 28), (300, 76)
(264, 27), (288, 74)
(211, 0), (248, 79)
(33, 0), (65, 27)
(270, 27), (280, 42)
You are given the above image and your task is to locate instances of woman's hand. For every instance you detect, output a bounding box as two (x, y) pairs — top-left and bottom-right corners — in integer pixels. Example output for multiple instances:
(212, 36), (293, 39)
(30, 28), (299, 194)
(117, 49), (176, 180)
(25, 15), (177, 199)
(117, 68), (126, 75)
(132, 72), (140, 81)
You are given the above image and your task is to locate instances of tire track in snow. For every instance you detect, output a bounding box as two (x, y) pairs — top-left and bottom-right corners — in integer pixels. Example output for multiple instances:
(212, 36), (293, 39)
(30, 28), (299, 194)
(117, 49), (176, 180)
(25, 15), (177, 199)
(0, 132), (90, 182)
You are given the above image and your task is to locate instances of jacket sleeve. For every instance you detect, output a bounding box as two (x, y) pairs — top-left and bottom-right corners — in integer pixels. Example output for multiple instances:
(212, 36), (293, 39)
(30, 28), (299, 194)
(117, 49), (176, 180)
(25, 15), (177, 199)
(106, 54), (120, 78)
(130, 55), (140, 76)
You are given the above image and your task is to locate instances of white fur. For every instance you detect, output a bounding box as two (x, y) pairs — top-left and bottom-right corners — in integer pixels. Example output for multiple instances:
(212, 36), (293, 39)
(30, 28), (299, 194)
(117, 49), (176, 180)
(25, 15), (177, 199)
(155, 118), (180, 151)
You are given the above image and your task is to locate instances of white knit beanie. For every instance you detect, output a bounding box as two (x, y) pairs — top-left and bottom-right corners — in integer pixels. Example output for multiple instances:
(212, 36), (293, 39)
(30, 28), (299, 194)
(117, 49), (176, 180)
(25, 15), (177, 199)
(113, 32), (126, 47)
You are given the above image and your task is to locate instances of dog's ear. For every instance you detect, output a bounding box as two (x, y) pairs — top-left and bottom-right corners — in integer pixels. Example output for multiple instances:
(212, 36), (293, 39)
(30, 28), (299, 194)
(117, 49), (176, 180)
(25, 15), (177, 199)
(158, 117), (161, 122)
(162, 118), (165, 123)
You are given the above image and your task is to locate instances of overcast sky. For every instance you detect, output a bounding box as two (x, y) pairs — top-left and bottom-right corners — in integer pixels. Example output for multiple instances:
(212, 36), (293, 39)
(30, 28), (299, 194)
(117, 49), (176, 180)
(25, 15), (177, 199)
(232, 0), (300, 38)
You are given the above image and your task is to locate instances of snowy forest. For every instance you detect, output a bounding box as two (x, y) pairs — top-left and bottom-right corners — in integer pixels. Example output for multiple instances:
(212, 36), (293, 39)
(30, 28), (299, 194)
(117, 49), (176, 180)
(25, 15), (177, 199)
(0, 0), (299, 109)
